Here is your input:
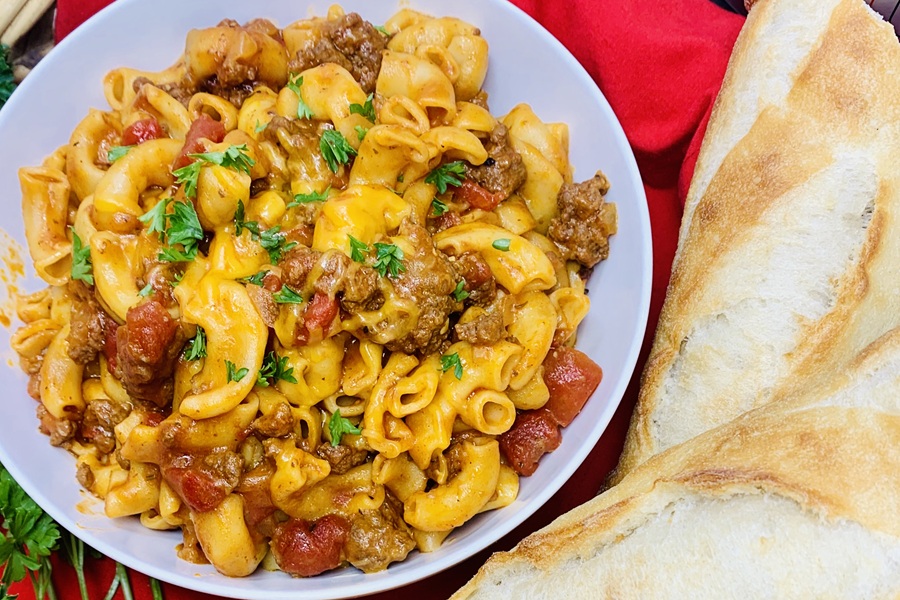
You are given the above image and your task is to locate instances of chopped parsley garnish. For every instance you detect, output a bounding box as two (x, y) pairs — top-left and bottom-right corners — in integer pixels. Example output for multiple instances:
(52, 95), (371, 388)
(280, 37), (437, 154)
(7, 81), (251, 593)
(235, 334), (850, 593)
(69, 228), (94, 285)
(240, 271), (267, 286)
(328, 409), (362, 446)
(172, 144), (255, 199)
(431, 197), (449, 216)
(233, 200), (297, 263)
(107, 145), (133, 162)
(374, 25), (390, 36)
(258, 227), (297, 263)
(225, 360), (249, 383)
(138, 283), (154, 297)
(355, 125), (368, 142)
(257, 351), (298, 386)
(0, 44), (16, 109)
(349, 93), (376, 122)
(492, 238), (512, 252)
(254, 120), (267, 133)
(320, 129), (357, 173)
(441, 352), (464, 380)
(287, 187), (330, 207)
(184, 328), (207, 361)
(425, 161), (466, 194)
(452, 280), (469, 301)
(273, 285), (303, 304)
(372, 242), (405, 278)
(348, 235), (369, 263)
(140, 197), (204, 262)
(286, 73), (315, 120)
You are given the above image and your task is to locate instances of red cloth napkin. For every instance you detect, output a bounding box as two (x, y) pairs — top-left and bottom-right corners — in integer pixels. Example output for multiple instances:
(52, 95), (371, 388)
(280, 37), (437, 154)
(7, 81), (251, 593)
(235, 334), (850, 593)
(15, 1), (744, 598)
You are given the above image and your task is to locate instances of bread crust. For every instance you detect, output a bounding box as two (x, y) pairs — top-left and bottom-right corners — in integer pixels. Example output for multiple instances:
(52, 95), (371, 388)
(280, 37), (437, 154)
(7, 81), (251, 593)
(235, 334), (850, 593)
(612, 0), (900, 483)
(453, 326), (900, 598)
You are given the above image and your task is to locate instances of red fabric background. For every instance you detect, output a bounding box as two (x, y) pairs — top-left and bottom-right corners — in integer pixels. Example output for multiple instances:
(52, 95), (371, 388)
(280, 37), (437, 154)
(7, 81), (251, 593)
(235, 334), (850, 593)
(14, 1), (744, 598)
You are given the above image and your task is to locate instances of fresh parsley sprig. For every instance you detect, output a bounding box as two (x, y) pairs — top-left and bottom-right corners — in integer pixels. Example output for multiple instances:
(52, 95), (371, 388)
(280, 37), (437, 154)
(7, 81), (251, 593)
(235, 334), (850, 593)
(320, 129), (357, 173)
(233, 200), (297, 263)
(328, 410), (362, 447)
(172, 144), (255, 199)
(240, 271), (267, 286)
(139, 197), (204, 263)
(273, 285), (303, 304)
(184, 327), (207, 361)
(425, 161), (466, 194)
(372, 243), (406, 278)
(257, 351), (298, 387)
(107, 145), (133, 163)
(0, 45), (15, 109)
(287, 187), (330, 207)
(348, 235), (369, 263)
(441, 352), (464, 380)
(226, 360), (249, 383)
(286, 73), (315, 120)
(431, 197), (449, 216)
(0, 467), (59, 596)
(349, 93), (375, 122)
(452, 280), (469, 301)
(69, 228), (94, 286)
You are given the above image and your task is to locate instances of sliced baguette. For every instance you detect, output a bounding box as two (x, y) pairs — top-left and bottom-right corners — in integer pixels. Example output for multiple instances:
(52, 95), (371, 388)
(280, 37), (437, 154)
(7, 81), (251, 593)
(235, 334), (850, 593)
(452, 326), (900, 599)
(613, 0), (900, 481)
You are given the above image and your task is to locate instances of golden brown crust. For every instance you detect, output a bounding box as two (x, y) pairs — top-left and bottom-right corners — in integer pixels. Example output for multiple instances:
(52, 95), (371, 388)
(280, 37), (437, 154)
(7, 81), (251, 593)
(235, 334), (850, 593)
(612, 0), (900, 484)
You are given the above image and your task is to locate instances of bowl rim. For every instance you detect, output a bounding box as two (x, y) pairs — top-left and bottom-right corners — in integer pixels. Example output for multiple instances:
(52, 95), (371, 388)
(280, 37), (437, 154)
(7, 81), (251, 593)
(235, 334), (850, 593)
(0, 0), (652, 597)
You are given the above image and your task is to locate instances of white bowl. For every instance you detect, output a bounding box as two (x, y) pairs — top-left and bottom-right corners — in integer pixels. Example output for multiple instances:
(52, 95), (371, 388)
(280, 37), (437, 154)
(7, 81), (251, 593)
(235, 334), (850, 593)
(0, 0), (651, 598)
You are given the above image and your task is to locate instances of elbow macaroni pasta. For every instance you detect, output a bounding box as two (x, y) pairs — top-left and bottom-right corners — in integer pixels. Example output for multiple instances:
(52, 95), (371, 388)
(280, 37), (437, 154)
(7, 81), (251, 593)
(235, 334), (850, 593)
(11, 4), (613, 580)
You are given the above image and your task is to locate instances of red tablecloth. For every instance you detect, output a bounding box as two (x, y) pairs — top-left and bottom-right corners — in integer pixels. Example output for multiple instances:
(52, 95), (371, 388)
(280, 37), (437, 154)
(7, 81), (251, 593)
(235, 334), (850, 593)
(14, 1), (745, 598)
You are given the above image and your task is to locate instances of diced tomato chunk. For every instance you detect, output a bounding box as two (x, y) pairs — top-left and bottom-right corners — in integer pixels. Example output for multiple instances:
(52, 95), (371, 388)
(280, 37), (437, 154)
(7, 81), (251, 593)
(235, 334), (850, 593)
(455, 179), (504, 211)
(122, 117), (164, 146)
(163, 465), (230, 513)
(173, 114), (227, 169)
(542, 346), (602, 427)
(498, 408), (562, 476)
(305, 293), (338, 333)
(271, 515), (350, 577)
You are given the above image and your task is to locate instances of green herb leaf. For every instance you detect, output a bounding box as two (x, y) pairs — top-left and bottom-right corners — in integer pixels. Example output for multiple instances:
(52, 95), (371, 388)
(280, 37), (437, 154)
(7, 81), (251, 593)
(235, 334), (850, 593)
(431, 197), (448, 216)
(0, 465), (60, 591)
(0, 45), (16, 109)
(139, 197), (170, 237)
(226, 360), (249, 383)
(320, 129), (357, 173)
(425, 161), (466, 194)
(257, 351), (298, 386)
(107, 145), (133, 162)
(184, 327), (207, 361)
(372, 242), (405, 278)
(492, 238), (511, 252)
(173, 144), (255, 198)
(69, 228), (94, 286)
(348, 235), (369, 263)
(286, 73), (315, 120)
(374, 24), (390, 36)
(273, 285), (303, 304)
(452, 280), (469, 301)
(287, 186), (330, 207)
(328, 410), (362, 446)
(254, 120), (267, 133)
(441, 352), (464, 380)
(354, 125), (368, 142)
(240, 271), (267, 286)
(166, 200), (203, 250)
(258, 227), (296, 263)
(138, 283), (154, 297)
(349, 93), (375, 122)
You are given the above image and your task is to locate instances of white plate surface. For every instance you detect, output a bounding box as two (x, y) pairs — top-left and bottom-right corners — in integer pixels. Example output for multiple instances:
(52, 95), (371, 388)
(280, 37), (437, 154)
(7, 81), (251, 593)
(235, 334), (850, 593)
(0, 0), (651, 597)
